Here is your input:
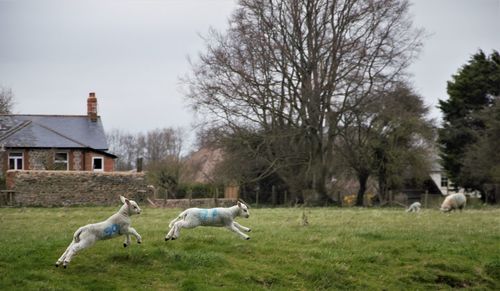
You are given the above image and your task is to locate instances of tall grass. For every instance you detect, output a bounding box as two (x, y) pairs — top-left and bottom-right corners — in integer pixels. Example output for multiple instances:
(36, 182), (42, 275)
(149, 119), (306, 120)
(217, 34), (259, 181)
(0, 206), (499, 290)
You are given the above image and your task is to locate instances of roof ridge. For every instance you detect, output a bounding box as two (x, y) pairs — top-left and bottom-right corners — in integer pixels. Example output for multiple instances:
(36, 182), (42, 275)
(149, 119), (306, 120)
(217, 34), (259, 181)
(1, 114), (92, 117)
(0, 120), (32, 142)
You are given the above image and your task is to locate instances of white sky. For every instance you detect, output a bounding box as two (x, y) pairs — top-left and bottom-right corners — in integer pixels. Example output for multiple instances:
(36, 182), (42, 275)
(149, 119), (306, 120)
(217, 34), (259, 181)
(0, 0), (499, 140)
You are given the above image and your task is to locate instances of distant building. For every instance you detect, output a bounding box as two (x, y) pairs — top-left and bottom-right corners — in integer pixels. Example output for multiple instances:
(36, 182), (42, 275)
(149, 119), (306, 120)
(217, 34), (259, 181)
(429, 158), (480, 198)
(0, 92), (116, 178)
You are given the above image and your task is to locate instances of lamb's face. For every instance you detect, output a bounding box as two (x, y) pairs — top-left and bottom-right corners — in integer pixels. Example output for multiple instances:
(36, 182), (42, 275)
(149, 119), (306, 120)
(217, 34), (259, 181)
(440, 206), (450, 212)
(129, 200), (142, 215)
(120, 195), (142, 215)
(238, 202), (250, 218)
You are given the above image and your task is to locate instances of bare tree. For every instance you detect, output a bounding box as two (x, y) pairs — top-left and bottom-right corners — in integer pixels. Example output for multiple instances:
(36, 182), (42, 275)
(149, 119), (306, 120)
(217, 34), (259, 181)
(106, 128), (186, 197)
(0, 87), (14, 114)
(185, 0), (423, 201)
(106, 129), (140, 171)
(106, 128), (184, 170)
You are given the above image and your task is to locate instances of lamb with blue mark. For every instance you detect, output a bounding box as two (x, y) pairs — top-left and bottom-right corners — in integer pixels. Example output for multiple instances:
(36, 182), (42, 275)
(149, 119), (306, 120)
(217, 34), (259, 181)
(165, 201), (251, 240)
(55, 195), (142, 268)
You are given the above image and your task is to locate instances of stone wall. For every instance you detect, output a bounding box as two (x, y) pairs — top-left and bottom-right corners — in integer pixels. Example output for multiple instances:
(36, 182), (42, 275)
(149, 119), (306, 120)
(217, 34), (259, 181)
(6, 170), (148, 207)
(152, 198), (238, 209)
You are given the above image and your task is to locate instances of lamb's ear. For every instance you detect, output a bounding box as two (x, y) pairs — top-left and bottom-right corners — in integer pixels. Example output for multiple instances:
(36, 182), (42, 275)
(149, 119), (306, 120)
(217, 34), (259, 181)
(120, 195), (130, 205)
(238, 199), (250, 209)
(237, 201), (242, 208)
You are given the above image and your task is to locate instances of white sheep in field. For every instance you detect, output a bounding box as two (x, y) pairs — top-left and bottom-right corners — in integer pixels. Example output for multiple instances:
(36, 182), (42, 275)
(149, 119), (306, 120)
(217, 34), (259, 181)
(406, 202), (421, 213)
(165, 201), (251, 240)
(55, 196), (142, 268)
(440, 193), (466, 212)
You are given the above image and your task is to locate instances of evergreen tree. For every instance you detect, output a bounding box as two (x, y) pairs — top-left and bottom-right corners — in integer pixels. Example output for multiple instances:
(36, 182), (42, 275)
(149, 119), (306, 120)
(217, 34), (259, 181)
(438, 50), (500, 189)
(460, 99), (500, 203)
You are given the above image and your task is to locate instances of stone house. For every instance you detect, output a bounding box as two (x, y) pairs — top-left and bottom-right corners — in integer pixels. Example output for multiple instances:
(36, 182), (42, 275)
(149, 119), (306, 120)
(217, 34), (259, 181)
(0, 92), (116, 179)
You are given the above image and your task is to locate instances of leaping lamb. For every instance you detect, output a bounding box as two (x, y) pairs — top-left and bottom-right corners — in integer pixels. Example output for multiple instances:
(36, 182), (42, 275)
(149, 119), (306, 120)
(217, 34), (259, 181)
(55, 195), (142, 268)
(165, 201), (251, 240)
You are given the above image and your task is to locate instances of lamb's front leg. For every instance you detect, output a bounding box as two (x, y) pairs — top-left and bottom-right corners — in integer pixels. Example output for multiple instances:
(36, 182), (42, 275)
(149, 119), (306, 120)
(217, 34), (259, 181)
(127, 227), (142, 244)
(123, 234), (131, 247)
(233, 221), (251, 233)
(227, 223), (250, 240)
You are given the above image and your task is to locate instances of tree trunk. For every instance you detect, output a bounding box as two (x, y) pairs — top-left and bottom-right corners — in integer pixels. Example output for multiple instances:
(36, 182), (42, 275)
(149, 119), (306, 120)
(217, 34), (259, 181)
(356, 173), (369, 206)
(378, 174), (387, 204)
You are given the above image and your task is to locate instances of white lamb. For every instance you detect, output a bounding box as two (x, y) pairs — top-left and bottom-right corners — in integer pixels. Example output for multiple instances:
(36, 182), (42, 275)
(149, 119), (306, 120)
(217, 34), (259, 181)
(55, 196), (142, 268)
(406, 202), (421, 212)
(440, 193), (466, 212)
(165, 201), (251, 240)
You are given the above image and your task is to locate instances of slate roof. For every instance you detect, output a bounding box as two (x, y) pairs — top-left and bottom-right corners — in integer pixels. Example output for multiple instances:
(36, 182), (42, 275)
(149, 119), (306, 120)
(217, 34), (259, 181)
(0, 115), (112, 154)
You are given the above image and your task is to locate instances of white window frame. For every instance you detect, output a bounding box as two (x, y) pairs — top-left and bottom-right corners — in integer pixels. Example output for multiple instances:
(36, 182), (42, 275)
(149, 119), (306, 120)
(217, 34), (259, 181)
(92, 156), (104, 172)
(54, 152), (69, 171)
(8, 152), (24, 170)
(441, 175), (448, 188)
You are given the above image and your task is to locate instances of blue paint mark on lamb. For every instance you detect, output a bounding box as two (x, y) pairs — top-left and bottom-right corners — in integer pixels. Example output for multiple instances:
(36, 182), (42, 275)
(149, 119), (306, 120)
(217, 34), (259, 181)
(104, 224), (120, 237)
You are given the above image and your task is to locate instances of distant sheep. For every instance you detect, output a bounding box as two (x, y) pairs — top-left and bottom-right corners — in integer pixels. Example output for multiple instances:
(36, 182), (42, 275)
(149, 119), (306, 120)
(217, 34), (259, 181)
(406, 202), (421, 213)
(55, 196), (142, 268)
(165, 201), (251, 240)
(440, 193), (466, 212)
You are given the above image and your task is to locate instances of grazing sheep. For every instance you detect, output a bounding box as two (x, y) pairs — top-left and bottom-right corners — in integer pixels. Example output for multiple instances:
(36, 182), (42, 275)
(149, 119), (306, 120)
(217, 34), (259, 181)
(55, 196), (142, 268)
(440, 193), (466, 212)
(165, 201), (251, 240)
(406, 202), (421, 213)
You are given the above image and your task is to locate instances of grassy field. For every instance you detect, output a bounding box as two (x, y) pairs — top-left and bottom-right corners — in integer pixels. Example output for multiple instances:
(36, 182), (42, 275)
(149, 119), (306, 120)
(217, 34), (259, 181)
(0, 206), (499, 290)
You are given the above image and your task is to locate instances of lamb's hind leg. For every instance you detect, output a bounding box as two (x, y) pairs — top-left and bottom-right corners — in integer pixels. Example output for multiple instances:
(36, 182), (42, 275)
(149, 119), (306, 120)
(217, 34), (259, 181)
(165, 223), (177, 241)
(166, 220), (196, 240)
(61, 237), (95, 268)
(56, 241), (74, 267)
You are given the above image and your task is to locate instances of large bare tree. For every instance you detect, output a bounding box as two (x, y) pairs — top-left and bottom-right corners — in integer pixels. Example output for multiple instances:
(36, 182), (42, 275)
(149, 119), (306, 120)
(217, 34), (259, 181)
(185, 0), (423, 201)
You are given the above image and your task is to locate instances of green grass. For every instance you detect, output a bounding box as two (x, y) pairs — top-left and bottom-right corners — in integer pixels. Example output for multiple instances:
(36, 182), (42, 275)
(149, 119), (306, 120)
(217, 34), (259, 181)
(0, 206), (499, 290)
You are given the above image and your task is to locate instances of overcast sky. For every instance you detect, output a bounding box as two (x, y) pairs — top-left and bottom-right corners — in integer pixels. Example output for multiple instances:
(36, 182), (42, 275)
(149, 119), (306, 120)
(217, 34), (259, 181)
(1, 0), (499, 142)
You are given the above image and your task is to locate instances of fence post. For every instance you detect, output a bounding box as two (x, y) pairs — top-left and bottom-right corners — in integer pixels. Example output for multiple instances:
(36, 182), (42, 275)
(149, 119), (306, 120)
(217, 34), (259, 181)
(338, 191), (342, 207)
(256, 189), (259, 207)
(214, 187), (219, 207)
(424, 190), (428, 208)
(136, 157), (143, 172)
(284, 190), (288, 206)
(272, 185), (277, 206)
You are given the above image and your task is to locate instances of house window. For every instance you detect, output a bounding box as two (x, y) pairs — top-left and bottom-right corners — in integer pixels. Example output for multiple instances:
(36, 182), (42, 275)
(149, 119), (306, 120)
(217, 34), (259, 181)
(92, 157), (103, 172)
(441, 176), (448, 188)
(54, 152), (68, 170)
(8, 152), (23, 170)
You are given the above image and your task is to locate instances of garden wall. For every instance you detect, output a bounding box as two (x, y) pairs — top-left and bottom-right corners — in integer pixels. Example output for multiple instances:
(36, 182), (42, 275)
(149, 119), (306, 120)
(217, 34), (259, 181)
(152, 198), (238, 209)
(6, 170), (148, 207)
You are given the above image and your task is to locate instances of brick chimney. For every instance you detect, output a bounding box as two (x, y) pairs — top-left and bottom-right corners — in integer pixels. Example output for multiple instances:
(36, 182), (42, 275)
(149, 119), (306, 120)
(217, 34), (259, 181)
(87, 92), (98, 122)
